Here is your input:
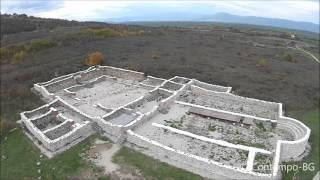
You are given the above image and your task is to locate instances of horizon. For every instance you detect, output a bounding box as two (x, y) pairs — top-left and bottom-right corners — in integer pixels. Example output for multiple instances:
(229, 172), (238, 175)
(1, 1), (319, 25)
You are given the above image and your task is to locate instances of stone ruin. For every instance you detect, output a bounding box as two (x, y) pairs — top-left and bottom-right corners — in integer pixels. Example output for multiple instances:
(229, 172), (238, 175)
(20, 65), (310, 179)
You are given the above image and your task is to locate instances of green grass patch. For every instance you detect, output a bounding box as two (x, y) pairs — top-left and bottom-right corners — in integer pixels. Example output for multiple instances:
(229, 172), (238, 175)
(1, 129), (98, 179)
(282, 109), (319, 180)
(0, 39), (57, 64)
(208, 124), (217, 131)
(256, 58), (269, 68)
(113, 146), (203, 180)
(81, 27), (144, 39)
(255, 122), (266, 131)
(282, 53), (296, 63)
(27, 39), (57, 53)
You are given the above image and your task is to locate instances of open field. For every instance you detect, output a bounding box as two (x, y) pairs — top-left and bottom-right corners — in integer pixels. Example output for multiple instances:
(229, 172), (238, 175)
(1, 15), (319, 179)
(113, 146), (203, 180)
(0, 130), (105, 179)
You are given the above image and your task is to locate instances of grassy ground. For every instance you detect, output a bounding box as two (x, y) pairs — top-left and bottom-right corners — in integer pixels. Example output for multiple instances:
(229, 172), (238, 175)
(1, 129), (203, 180)
(1, 111), (318, 180)
(0, 129), (103, 179)
(282, 109), (319, 180)
(113, 147), (203, 180)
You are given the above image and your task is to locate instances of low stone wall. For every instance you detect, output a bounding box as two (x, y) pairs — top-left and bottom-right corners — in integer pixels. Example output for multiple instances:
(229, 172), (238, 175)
(141, 76), (166, 87)
(192, 79), (232, 92)
(45, 122), (94, 151)
(276, 116), (310, 161)
(160, 81), (183, 91)
(44, 77), (77, 94)
(176, 101), (276, 125)
(21, 100), (60, 120)
(92, 117), (124, 142)
(75, 68), (104, 83)
(126, 130), (276, 180)
(169, 76), (191, 84)
(31, 110), (61, 131)
(185, 85), (280, 120)
(23, 113), (93, 152)
(34, 84), (56, 101)
(102, 66), (145, 81)
(271, 114), (311, 177)
(190, 106), (274, 128)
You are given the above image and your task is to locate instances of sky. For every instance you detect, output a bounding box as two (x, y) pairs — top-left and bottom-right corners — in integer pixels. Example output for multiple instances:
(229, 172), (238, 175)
(1, 1), (319, 24)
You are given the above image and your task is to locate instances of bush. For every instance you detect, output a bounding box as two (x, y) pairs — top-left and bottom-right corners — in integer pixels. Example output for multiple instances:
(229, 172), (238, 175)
(1, 39), (57, 64)
(12, 50), (26, 64)
(0, 47), (10, 63)
(85, 51), (103, 66)
(125, 63), (139, 71)
(256, 58), (269, 68)
(81, 27), (144, 38)
(152, 54), (160, 60)
(0, 47), (10, 59)
(27, 39), (56, 52)
(283, 54), (296, 63)
(82, 28), (123, 38)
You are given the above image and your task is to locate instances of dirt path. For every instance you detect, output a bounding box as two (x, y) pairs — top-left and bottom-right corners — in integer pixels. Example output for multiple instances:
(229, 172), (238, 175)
(289, 46), (320, 63)
(88, 139), (144, 179)
(89, 139), (121, 174)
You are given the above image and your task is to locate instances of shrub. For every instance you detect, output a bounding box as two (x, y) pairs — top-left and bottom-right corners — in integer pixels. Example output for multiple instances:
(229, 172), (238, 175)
(85, 51), (103, 66)
(283, 54), (296, 63)
(152, 54), (160, 60)
(0, 47), (10, 63)
(82, 28), (123, 38)
(256, 122), (266, 131)
(94, 28), (123, 37)
(0, 47), (10, 59)
(1, 39), (57, 64)
(256, 58), (269, 67)
(81, 27), (144, 38)
(27, 39), (56, 52)
(126, 63), (139, 71)
(208, 124), (216, 131)
(12, 50), (26, 64)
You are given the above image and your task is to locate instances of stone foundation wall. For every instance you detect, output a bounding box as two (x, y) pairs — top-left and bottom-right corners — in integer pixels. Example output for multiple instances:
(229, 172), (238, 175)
(126, 130), (276, 180)
(31, 111), (61, 131)
(188, 104), (274, 126)
(141, 76), (166, 87)
(160, 81), (183, 91)
(75, 68), (104, 83)
(276, 117), (310, 161)
(169, 76), (191, 84)
(192, 79), (232, 92)
(23, 112), (94, 152)
(44, 77), (76, 93)
(46, 122), (94, 151)
(102, 66), (145, 81)
(187, 85), (280, 120)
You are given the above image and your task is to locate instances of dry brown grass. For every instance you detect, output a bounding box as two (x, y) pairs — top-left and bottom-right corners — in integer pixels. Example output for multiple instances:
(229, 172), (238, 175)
(85, 51), (103, 66)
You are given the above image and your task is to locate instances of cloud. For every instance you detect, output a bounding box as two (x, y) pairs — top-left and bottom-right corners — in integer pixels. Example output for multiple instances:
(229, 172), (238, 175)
(1, 0), (319, 24)
(1, 0), (62, 14)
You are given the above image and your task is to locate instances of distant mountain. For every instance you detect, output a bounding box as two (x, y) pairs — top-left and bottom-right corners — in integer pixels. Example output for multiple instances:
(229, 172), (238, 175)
(200, 13), (319, 33)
